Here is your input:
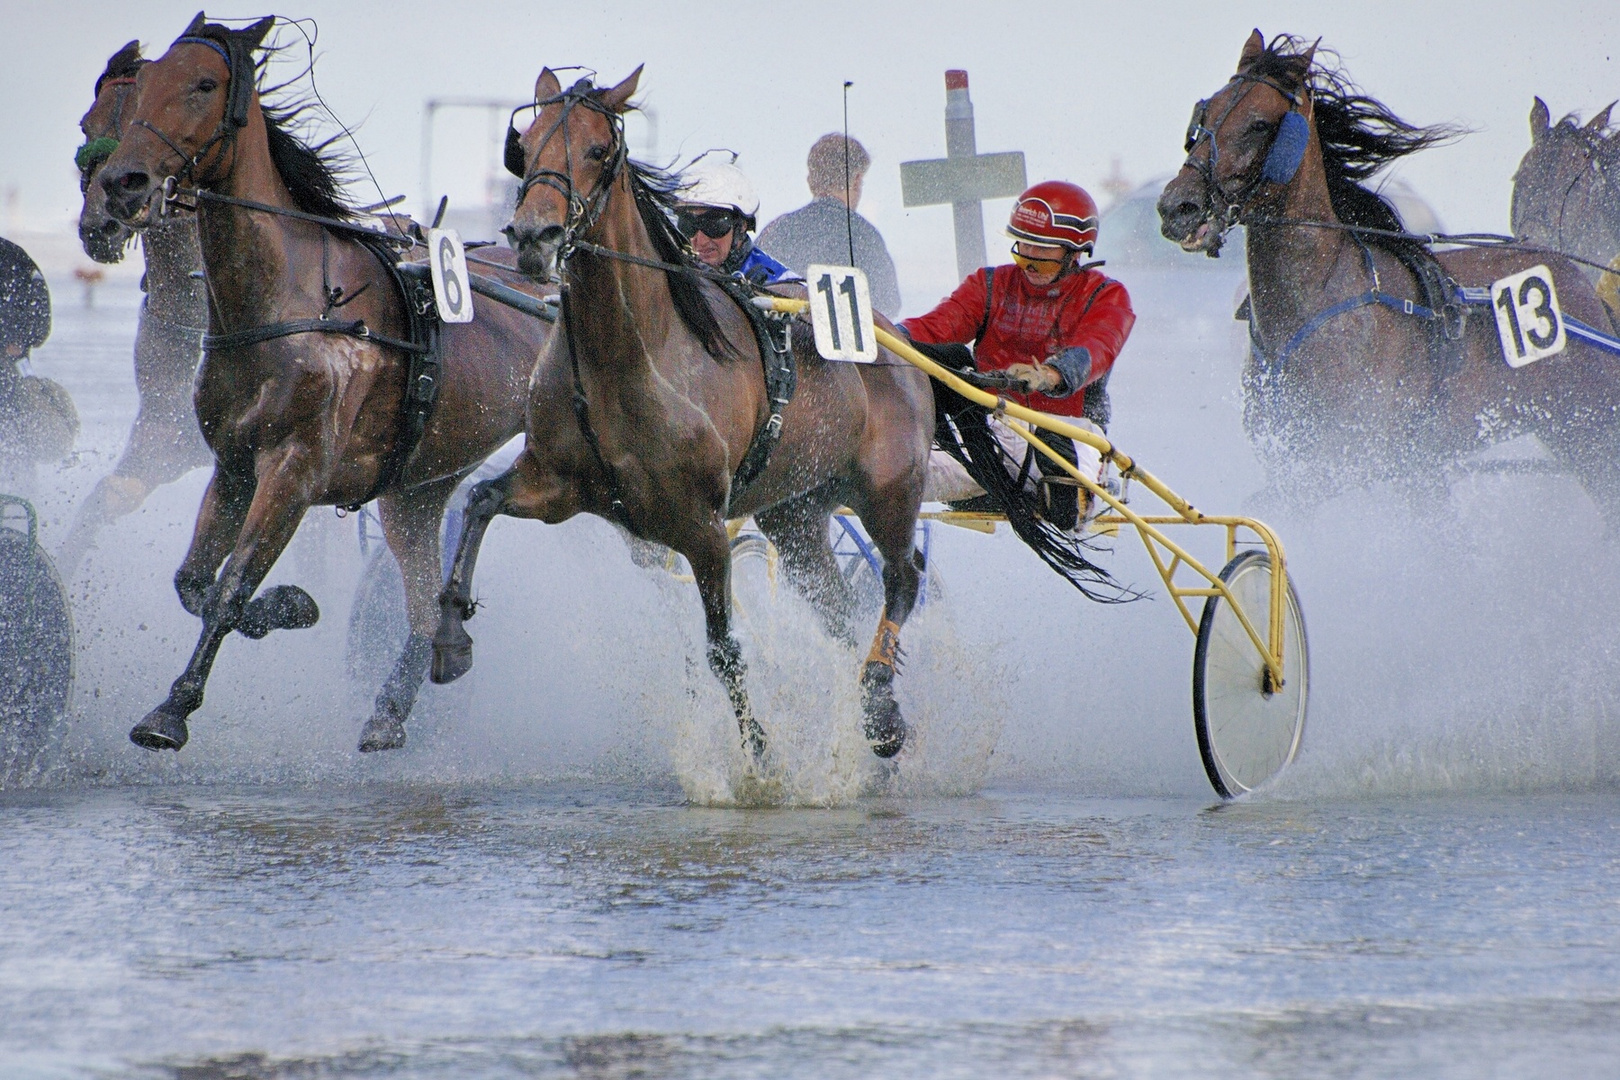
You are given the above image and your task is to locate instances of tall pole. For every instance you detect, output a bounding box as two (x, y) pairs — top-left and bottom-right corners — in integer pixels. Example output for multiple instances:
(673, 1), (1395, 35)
(944, 70), (988, 280)
(842, 80), (856, 268)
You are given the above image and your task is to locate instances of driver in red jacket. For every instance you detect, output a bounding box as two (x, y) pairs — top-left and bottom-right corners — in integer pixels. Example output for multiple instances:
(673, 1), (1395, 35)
(901, 181), (1134, 527)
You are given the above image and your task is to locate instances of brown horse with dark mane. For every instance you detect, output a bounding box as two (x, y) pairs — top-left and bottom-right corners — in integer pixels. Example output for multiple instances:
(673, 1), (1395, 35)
(1158, 31), (1620, 523)
(61, 39), (213, 578)
(430, 67), (934, 761)
(1512, 98), (1620, 319)
(95, 14), (549, 753)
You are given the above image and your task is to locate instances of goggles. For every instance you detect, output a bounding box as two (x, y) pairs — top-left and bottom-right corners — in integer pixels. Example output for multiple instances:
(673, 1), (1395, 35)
(677, 208), (741, 240)
(1010, 244), (1071, 275)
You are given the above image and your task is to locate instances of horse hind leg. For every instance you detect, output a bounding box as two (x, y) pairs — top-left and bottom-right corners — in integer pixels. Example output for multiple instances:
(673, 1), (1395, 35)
(754, 488), (858, 646)
(358, 474), (461, 753)
(848, 497), (923, 760)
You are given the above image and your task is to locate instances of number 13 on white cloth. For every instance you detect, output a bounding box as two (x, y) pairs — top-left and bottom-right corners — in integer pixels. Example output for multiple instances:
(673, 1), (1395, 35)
(807, 264), (878, 362)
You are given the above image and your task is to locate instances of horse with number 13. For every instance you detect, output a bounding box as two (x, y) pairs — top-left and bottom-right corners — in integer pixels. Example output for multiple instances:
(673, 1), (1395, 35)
(1158, 31), (1620, 524)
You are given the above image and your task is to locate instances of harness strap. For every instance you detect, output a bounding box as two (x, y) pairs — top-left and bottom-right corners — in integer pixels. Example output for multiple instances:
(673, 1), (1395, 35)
(202, 317), (426, 354)
(723, 281), (798, 514)
(559, 283), (634, 528)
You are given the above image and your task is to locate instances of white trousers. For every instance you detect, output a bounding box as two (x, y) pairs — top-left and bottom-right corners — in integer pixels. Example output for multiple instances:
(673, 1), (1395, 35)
(924, 413), (1104, 503)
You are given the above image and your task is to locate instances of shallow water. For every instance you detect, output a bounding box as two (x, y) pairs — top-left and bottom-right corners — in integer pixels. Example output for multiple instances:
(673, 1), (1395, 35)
(7, 239), (1620, 1074)
(3, 783), (1619, 1078)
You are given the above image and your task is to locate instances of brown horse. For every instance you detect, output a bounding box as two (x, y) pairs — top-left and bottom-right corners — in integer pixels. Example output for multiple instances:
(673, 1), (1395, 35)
(1157, 31), (1620, 524)
(61, 39), (213, 578)
(1512, 98), (1620, 316)
(96, 14), (549, 753)
(430, 67), (933, 760)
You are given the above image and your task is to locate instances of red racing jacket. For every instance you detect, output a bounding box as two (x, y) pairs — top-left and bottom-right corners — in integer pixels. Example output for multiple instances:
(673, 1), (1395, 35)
(901, 263), (1135, 418)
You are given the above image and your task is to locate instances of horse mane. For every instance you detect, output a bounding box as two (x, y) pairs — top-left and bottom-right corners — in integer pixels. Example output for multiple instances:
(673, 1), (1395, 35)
(624, 157), (735, 359)
(189, 20), (356, 220)
(1247, 34), (1462, 253)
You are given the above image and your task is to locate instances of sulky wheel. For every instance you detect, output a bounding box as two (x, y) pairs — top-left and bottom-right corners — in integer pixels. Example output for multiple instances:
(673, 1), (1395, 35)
(1192, 549), (1308, 798)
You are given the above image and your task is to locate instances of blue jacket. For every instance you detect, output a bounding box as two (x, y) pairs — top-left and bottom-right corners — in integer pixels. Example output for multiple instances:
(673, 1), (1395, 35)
(728, 240), (800, 288)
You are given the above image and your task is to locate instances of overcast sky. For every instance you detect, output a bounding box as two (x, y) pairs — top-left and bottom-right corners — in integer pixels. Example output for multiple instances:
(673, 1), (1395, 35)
(3, 0), (1616, 308)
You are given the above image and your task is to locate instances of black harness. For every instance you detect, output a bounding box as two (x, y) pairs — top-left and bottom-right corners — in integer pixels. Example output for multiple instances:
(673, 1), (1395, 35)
(508, 80), (797, 524)
(138, 26), (443, 510)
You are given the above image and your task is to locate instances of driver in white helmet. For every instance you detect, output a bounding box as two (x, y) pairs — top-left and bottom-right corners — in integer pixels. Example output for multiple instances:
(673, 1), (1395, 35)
(677, 154), (799, 287)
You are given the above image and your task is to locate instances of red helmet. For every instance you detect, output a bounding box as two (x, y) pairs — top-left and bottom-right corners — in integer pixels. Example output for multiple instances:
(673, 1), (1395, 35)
(1006, 181), (1099, 254)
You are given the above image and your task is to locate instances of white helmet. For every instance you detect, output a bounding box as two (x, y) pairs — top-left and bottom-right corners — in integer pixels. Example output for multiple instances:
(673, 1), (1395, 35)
(679, 156), (760, 224)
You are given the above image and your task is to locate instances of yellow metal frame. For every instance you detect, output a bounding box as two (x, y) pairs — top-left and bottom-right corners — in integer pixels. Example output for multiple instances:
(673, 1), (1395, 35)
(757, 296), (1291, 690)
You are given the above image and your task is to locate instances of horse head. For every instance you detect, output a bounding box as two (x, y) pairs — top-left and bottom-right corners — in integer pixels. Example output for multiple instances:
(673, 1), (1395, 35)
(98, 12), (274, 228)
(77, 40), (146, 262)
(1510, 98), (1620, 265)
(504, 65), (642, 281)
(1157, 29), (1317, 256)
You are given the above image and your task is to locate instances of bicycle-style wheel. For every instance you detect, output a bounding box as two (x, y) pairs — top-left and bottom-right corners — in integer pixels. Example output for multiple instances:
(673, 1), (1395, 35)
(1193, 550), (1308, 797)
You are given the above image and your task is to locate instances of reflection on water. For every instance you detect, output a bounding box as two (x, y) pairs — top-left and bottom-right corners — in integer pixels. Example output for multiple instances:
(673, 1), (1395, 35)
(2, 784), (1618, 1077)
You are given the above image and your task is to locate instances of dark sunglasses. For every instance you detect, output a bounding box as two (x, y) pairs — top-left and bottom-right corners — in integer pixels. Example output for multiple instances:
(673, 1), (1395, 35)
(676, 209), (740, 240)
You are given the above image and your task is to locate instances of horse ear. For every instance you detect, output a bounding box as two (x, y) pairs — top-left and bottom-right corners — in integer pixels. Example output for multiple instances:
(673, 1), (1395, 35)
(599, 65), (643, 113)
(1239, 29), (1265, 70)
(110, 40), (143, 68)
(535, 67), (561, 101)
(183, 11), (208, 36)
(1530, 97), (1550, 141)
(1587, 102), (1615, 132)
(238, 15), (274, 48)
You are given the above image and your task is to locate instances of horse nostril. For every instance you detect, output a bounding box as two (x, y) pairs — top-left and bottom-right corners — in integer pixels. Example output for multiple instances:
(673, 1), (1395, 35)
(118, 171), (150, 193)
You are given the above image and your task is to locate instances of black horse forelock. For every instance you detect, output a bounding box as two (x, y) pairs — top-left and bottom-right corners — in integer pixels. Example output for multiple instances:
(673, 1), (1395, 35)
(1249, 35), (1463, 256)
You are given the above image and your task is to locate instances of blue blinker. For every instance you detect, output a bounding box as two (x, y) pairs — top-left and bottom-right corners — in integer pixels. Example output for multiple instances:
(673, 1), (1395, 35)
(1261, 110), (1309, 185)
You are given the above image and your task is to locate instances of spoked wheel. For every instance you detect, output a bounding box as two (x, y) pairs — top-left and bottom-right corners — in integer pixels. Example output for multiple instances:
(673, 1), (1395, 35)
(0, 496), (73, 780)
(1193, 549), (1308, 798)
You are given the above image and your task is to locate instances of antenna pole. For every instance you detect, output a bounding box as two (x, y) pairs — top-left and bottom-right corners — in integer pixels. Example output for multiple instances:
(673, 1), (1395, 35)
(842, 80), (855, 268)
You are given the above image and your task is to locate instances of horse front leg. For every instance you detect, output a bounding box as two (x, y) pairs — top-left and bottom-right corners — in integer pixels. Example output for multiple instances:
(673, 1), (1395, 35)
(683, 519), (766, 759)
(431, 448), (566, 685)
(754, 488), (858, 647)
(358, 474), (460, 752)
(130, 448), (321, 751)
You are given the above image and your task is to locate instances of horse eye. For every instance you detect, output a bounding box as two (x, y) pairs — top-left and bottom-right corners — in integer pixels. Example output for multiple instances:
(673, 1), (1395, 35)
(1249, 120), (1273, 135)
(197, 78), (218, 93)
(587, 145), (609, 162)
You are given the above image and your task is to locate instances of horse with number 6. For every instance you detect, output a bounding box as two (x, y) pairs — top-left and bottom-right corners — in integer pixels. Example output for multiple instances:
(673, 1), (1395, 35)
(429, 66), (934, 763)
(94, 13), (550, 754)
(1157, 31), (1620, 526)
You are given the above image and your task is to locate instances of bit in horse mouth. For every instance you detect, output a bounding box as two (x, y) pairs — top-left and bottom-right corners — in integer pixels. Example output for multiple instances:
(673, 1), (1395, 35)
(1178, 221), (1214, 252)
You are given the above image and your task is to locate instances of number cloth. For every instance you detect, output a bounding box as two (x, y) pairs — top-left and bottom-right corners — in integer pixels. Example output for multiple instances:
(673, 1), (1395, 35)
(901, 263), (1135, 419)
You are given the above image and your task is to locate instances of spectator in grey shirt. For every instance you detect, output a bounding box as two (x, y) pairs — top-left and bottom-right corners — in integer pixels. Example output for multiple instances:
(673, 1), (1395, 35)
(757, 134), (902, 317)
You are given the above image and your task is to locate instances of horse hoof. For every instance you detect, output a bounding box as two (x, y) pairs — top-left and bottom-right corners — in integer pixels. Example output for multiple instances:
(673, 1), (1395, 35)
(130, 708), (189, 752)
(357, 715), (407, 753)
(861, 662), (907, 759)
(239, 584), (320, 640)
(430, 625), (474, 684)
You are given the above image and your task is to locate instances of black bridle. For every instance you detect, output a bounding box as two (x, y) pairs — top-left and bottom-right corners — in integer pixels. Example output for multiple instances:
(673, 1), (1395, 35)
(504, 78), (629, 268)
(131, 33), (255, 200)
(1180, 72), (1303, 250)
